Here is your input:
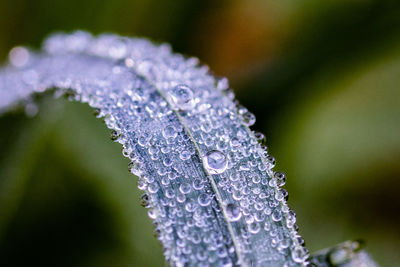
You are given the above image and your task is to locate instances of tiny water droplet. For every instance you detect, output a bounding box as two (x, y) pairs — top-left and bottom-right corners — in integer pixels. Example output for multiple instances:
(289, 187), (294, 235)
(216, 77), (229, 91)
(9, 46), (30, 67)
(267, 156), (276, 166)
(242, 111), (256, 126)
(248, 222), (260, 234)
(170, 84), (195, 110)
(179, 150), (191, 160)
(128, 161), (134, 172)
(24, 102), (38, 117)
(93, 108), (101, 117)
(179, 182), (191, 194)
(141, 194), (150, 208)
(162, 125), (177, 139)
(198, 193), (212, 206)
(226, 203), (241, 222)
(275, 172), (286, 187)
(272, 209), (282, 222)
(291, 246), (309, 263)
(204, 150), (228, 174)
(254, 132), (265, 143)
(110, 130), (120, 141)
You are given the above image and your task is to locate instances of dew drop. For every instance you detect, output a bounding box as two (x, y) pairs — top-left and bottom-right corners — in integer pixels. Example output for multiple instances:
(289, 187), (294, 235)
(291, 246), (309, 263)
(267, 156), (276, 166)
(275, 172), (286, 187)
(179, 150), (191, 160)
(170, 84), (195, 110)
(248, 222), (260, 234)
(179, 182), (191, 194)
(148, 183), (159, 193)
(204, 150), (228, 174)
(110, 130), (120, 141)
(254, 132), (266, 143)
(192, 178), (204, 190)
(9, 46), (30, 68)
(24, 102), (38, 117)
(216, 77), (229, 91)
(163, 157), (173, 167)
(226, 203), (242, 222)
(162, 125), (177, 139)
(198, 193), (212, 206)
(242, 111), (256, 126)
(141, 193), (150, 208)
(272, 209), (282, 222)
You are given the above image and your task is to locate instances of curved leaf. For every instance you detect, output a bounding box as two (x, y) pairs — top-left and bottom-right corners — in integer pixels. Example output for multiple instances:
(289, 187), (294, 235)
(0, 31), (308, 266)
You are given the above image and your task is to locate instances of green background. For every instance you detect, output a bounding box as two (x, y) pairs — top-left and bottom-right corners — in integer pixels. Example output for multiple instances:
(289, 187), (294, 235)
(0, 0), (399, 266)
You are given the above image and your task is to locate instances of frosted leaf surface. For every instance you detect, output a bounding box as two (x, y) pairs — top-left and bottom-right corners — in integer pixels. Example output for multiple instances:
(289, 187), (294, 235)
(0, 31), (308, 266)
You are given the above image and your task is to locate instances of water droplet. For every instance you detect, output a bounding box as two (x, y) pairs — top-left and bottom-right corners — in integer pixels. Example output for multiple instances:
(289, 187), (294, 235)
(198, 193), (212, 206)
(163, 157), (173, 167)
(108, 38), (127, 59)
(204, 150), (228, 174)
(281, 189), (289, 201)
(93, 108), (101, 117)
(275, 172), (286, 184)
(272, 209), (282, 222)
(242, 111), (256, 126)
(148, 183), (159, 193)
(124, 58), (134, 67)
(267, 156), (276, 166)
(248, 222), (260, 234)
(24, 102), (38, 117)
(269, 178), (278, 188)
(286, 211), (296, 228)
(9, 46), (30, 67)
(165, 188), (175, 199)
(170, 84), (195, 110)
(275, 190), (284, 201)
(148, 209), (157, 220)
(254, 132), (265, 143)
(128, 161), (134, 173)
(192, 178), (204, 190)
(141, 194), (150, 208)
(291, 246), (309, 263)
(110, 130), (120, 141)
(179, 182), (191, 194)
(162, 125), (177, 139)
(216, 77), (229, 91)
(179, 150), (191, 160)
(226, 203), (241, 222)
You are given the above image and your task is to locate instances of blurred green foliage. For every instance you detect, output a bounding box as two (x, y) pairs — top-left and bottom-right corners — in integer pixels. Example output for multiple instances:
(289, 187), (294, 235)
(0, 0), (399, 266)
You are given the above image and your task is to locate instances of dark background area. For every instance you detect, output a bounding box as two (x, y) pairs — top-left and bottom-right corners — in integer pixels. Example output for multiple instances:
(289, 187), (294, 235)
(0, 0), (399, 266)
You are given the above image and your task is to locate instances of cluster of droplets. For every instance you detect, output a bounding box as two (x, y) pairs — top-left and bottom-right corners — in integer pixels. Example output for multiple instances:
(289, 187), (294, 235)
(0, 31), (309, 266)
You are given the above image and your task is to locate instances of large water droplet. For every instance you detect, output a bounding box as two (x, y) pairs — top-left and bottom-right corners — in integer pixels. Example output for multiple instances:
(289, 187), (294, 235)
(204, 150), (228, 174)
(170, 84), (195, 110)
(226, 203), (241, 222)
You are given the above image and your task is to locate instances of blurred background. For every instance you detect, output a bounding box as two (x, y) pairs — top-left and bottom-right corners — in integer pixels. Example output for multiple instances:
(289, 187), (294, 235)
(0, 0), (399, 266)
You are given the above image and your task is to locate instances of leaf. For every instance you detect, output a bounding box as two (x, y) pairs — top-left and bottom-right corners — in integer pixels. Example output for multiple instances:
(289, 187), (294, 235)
(0, 31), (310, 266)
(310, 240), (378, 267)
